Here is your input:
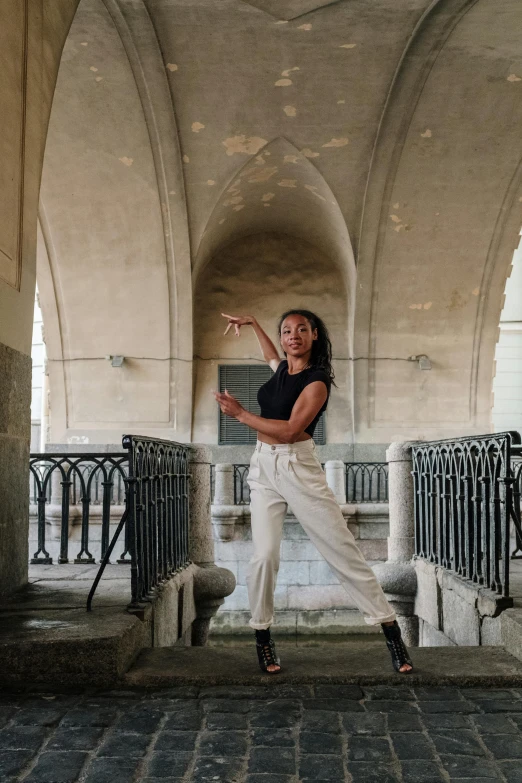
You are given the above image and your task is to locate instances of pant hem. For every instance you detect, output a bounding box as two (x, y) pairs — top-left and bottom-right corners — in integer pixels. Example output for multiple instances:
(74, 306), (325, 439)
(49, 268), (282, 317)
(363, 612), (397, 626)
(249, 618), (274, 630)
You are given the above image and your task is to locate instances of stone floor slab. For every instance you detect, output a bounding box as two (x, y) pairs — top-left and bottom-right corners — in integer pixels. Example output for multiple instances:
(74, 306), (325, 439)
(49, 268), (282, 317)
(124, 645), (522, 687)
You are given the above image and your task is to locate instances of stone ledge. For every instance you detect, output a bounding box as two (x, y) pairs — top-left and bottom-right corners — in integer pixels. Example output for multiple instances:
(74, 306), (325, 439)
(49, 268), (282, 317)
(501, 608), (522, 663)
(414, 558), (516, 647)
(0, 564), (198, 687)
(123, 644), (522, 687)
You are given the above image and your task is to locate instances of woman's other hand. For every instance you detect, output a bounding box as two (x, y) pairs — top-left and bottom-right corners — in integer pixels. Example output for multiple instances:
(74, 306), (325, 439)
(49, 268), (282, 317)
(211, 388), (244, 419)
(221, 312), (254, 337)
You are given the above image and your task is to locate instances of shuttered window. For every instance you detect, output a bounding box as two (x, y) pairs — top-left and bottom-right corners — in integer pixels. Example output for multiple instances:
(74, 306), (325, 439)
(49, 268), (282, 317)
(218, 364), (326, 445)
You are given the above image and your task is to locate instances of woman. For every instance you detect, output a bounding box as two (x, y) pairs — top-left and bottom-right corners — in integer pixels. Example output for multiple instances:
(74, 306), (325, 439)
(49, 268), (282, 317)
(212, 309), (413, 675)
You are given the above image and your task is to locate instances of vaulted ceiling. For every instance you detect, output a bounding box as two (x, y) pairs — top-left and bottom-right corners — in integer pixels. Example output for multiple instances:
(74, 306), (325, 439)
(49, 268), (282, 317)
(37, 0), (522, 443)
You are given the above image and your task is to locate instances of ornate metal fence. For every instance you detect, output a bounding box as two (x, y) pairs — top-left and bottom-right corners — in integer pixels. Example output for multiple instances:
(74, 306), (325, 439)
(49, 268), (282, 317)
(29, 454), (129, 565)
(512, 457), (522, 559)
(210, 461), (388, 505)
(87, 435), (191, 610)
(412, 432), (522, 599)
(345, 463), (388, 503)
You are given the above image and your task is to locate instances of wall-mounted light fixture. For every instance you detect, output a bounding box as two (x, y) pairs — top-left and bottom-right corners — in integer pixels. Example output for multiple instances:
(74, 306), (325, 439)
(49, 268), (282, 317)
(408, 354), (432, 370)
(107, 355), (125, 368)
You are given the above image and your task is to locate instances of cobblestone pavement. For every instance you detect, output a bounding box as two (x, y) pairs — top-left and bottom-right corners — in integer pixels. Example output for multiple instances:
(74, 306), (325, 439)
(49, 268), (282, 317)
(1, 685), (522, 782)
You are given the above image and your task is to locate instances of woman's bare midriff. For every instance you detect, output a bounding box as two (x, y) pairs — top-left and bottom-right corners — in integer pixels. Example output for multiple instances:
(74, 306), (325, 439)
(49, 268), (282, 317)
(257, 433), (312, 445)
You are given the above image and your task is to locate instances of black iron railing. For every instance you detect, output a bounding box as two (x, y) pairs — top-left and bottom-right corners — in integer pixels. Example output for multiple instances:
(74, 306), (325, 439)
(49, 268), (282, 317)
(512, 458), (522, 559)
(29, 454), (129, 565)
(412, 432), (522, 600)
(210, 461), (388, 505)
(345, 463), (388, 503)
(87, 435), (191, 610)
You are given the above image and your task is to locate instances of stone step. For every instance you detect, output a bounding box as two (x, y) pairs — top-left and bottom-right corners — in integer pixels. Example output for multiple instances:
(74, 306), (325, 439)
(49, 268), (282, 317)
(0, 564), (196, 689)
(501, 608), (522, 663)
(0, 605), (149, 688)
(124, 642), (522, 688)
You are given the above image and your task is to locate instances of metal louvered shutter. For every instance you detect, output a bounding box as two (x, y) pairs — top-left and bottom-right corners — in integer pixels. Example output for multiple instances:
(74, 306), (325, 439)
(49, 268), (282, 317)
(218, 364), (326, 445)
(313, 410), (325, 445)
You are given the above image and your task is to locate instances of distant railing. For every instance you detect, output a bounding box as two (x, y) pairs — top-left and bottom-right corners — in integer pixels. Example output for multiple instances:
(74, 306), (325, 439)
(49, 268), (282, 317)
(87, 435), (191, 610)
(210, 461), (389, 506)
(345, 463), (388, 503)
(29, 454), (129, 565)
(412, 432), (522, 600)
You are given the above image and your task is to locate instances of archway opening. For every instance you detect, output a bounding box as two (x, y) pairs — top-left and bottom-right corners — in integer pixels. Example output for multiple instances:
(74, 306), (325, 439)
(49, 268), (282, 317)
(192, 231), (350, 447)
(492, 228), (522, 433)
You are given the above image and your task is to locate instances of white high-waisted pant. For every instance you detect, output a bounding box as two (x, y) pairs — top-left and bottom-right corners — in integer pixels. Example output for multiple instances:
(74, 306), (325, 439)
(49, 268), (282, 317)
(246, 438), (396, 630)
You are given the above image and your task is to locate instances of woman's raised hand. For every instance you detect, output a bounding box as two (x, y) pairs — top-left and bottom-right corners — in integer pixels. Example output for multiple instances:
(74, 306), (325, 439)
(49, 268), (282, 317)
(221, 312), (254, 337)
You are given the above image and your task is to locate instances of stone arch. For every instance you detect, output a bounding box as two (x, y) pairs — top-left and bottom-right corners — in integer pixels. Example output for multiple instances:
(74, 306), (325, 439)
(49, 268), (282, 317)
(355, 0), (522, 443)
(37, 0), (192, 443)
(193, 137), (355, 443)
(194, 137), (355, 300)
(193, 231), (351, 444)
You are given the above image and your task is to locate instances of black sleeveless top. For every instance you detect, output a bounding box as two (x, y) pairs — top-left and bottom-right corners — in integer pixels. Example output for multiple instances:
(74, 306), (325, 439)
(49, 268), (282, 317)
(257, 360), (331, 438)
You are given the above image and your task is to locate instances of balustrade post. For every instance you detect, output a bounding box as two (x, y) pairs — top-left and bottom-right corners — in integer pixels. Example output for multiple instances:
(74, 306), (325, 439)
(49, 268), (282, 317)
(214, 463), (234, 505)
(211, 463), (243, 541)
(189, 446), (236, 645)
(372, 441), (419, 646)
(325, 460), (346, 504)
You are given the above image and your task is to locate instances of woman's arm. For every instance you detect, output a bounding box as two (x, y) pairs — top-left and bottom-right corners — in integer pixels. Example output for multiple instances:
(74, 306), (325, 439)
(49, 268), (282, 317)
(221, 312), (281, 369)
(250, 317), (281, 366)
(214, 381), (328, 443)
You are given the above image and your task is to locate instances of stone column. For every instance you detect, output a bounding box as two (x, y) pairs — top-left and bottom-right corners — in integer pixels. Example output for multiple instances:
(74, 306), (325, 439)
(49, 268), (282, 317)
(189, 445), (236, 645)
(387, 442), (415, 563)
(214, 463), (234, 505)
(211, 463), (242, 541)
(325, 460), (346, 504)
(372, 441), (418, 646)
(0, 345), (32, 597)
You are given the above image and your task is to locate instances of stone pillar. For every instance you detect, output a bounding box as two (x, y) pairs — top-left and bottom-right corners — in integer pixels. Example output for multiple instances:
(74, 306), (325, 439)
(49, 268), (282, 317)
(0, 344), (32, 597)
(325, 460), (346, 504)
(387, 442), (415, 563)
(189, 445), (236, 645)
(372, 441), (418, 646)
(214, 463), (234, 505)
(211, 463), (242, 541)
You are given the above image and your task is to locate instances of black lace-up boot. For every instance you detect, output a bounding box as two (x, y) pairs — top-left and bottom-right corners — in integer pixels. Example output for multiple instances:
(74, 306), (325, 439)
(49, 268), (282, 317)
(255, 628), (281, 674)
(381, 620), (413, 673)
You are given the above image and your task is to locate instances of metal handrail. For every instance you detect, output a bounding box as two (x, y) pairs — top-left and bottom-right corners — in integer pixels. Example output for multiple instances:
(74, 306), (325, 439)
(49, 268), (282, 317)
(29, 453), (129, 565)
(411, 431), (522, 601)
(87, 435), (191, 610)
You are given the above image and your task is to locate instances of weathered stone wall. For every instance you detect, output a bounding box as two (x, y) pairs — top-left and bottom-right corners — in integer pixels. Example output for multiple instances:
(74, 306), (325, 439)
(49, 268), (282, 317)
(414, 558), (509, 648)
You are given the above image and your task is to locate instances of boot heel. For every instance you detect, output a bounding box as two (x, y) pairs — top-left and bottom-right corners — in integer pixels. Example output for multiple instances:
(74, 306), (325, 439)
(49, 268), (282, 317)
(381, 620), (413, 673)
(255, 629), (281, 674)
